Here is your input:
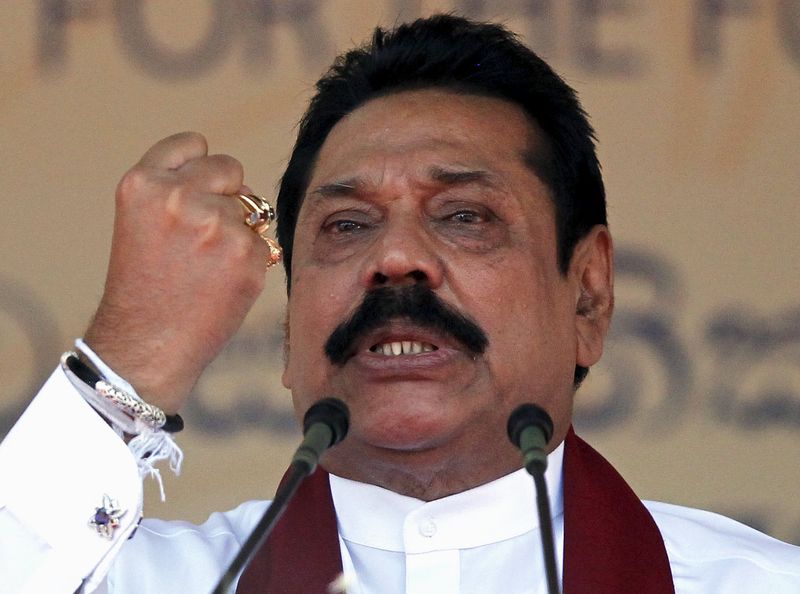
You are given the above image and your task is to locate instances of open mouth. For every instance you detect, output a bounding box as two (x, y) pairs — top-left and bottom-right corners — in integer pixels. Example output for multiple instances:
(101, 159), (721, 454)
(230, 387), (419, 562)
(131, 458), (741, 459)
(369, 340), (439, 356)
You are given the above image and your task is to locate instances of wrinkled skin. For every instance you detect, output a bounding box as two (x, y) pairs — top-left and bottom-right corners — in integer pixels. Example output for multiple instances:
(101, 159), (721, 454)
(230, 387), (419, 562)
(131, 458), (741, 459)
(84, 132), (269, 413)
(85, 90), (613, 500)
(282, 89), (614, 499)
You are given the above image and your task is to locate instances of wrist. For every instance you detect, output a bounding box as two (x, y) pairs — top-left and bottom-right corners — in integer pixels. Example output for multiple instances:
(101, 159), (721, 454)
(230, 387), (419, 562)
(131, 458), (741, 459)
(81, 332), (193, 414)
(68, 341), (184, 433)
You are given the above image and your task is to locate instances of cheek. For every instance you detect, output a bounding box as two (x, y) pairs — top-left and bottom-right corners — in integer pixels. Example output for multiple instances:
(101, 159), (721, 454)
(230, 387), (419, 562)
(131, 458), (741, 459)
(477, 266), (575, 390)
(284, 272), (353, 386)
(285, 303), (331, 416)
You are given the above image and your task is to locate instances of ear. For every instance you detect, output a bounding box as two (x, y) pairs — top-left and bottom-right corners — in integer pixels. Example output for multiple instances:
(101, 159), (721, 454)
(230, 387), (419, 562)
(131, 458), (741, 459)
(571, 225), (614, 369)
(281, 310), (293, 390)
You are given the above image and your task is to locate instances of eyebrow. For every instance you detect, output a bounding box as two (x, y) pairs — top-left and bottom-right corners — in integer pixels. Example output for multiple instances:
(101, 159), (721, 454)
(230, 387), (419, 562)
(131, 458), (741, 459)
(309, 180), (361, 198)
(309, 166), (499, 200)
(427, 166), (499, 188)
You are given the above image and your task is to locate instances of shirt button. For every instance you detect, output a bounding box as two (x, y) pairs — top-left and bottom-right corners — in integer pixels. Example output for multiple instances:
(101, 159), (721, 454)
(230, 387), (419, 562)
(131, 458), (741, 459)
(419, 519), (437, 537)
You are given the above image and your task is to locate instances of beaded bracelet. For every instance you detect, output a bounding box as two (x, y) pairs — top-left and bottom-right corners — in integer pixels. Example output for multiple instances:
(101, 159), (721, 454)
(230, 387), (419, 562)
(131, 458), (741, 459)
(63, 351), (183, 433)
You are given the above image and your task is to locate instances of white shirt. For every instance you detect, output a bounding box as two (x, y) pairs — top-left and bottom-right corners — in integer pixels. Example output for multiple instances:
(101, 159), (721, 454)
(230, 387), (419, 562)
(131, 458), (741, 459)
(2, 368), (800, 593)
(329, 452), (563, 594)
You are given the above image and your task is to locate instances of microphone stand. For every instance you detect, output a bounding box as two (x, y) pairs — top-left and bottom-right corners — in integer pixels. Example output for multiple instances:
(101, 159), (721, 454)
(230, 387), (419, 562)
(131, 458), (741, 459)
(212, 465), (307, 594)
(212, 398), (349, 594)
(508, 404), (561, 594)
(531, 468), (560, 594)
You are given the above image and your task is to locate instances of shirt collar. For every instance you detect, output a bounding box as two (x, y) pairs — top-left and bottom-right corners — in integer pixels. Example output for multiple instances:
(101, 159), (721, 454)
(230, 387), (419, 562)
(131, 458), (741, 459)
(329, 441), (564, 553)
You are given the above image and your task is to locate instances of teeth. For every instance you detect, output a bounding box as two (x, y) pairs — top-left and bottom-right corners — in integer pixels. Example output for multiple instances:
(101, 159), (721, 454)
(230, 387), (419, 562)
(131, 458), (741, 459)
(371, 341), (437, 355)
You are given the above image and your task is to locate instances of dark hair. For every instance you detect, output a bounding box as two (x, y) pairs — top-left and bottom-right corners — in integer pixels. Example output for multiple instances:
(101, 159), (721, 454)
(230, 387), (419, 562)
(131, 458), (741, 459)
(275, 14), (606, 385)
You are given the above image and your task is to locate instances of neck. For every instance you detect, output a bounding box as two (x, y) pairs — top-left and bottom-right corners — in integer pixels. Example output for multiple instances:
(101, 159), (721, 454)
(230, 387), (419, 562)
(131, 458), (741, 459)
(322, 422), (570, 500)
(321, 439), (527, 501)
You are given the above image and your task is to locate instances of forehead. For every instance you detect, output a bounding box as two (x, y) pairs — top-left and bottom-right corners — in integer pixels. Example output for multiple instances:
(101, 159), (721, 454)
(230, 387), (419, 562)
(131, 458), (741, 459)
(307, 89), (541, 190)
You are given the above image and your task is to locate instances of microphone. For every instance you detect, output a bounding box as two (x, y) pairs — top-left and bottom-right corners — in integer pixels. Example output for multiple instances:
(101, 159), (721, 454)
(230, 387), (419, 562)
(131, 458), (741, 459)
(293, 397), (350, 473)
(212, 398), (350, 594)
(507, 403), (560, 594)
(507, 403), (554, 475)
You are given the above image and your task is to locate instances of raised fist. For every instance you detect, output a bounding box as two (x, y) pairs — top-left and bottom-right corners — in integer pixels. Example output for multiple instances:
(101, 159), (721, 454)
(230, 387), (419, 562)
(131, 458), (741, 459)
(84, 132), (272, 413)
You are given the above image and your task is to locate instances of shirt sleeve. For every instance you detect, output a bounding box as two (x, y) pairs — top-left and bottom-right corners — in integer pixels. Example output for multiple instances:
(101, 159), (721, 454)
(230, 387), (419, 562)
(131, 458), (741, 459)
(0, 368), (143, 594)
(647, 500), (800, 593)
(106, 499), (269, 593)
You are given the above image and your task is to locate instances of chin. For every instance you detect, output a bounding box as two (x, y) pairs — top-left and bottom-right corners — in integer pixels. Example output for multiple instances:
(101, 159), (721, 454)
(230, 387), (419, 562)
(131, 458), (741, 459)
(351, 407), (459, 452)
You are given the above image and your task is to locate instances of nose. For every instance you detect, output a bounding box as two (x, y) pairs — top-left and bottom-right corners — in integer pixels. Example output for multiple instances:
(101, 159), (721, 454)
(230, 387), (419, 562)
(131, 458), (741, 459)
(360, 215), (444, 290)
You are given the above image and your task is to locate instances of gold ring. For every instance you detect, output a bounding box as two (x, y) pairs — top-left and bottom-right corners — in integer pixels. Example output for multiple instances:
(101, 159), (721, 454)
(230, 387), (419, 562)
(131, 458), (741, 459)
(236, 193), (282, 268)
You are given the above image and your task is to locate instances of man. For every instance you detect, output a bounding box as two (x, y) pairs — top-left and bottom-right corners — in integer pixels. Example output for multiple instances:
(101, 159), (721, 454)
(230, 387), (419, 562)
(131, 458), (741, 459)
(1, 14), (798, 594)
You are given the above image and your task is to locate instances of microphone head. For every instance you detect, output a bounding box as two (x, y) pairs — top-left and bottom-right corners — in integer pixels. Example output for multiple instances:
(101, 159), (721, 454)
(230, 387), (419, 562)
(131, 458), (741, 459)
(507, 403), (554, 448)
(303, 397), (350, 447)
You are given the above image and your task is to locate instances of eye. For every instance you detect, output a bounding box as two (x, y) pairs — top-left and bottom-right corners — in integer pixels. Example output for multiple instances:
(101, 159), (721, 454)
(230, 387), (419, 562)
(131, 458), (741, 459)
(431, 200), (506, 252)
(321, 210), (374, 235)
(329, 219), (363, 233)
(448, 209), (485, 224)
(439, 203), (496, 226)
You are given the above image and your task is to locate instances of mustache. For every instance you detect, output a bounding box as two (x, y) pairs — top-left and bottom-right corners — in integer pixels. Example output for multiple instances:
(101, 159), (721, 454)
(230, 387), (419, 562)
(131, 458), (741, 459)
(324, 284), (489, 365)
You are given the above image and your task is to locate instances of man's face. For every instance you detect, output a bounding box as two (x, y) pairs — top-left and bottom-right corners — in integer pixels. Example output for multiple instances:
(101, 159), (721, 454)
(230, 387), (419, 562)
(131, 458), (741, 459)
(282, 89), (611, 497)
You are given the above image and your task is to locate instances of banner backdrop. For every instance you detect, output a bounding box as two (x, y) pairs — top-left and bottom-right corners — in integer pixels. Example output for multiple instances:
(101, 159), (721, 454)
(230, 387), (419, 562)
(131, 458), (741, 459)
(1, 1), (799, 544)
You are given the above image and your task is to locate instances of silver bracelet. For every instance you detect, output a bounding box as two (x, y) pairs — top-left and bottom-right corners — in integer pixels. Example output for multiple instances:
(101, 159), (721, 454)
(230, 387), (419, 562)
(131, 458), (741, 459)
(94, 379), (167, 429)
(61, 350), (182, 432)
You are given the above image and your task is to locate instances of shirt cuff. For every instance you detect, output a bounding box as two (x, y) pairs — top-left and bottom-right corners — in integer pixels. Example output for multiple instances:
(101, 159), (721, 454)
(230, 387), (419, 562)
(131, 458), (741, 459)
(0, 367), (143, 592)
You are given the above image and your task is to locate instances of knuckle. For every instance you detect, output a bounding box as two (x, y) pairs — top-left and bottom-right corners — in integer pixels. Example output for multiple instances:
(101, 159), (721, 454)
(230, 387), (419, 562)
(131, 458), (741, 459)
(116, 167), (150, 204)
(175, 131), (208, 154)
(197, 210), (227, 244)
(207, 154), (245, 192)
(217, 154), (244, 177)
(163, 187), (189, 226)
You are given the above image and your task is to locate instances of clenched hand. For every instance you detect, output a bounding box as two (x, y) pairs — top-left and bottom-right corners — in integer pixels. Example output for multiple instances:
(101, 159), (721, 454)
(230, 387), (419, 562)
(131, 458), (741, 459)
(84, 132), (272, 413)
